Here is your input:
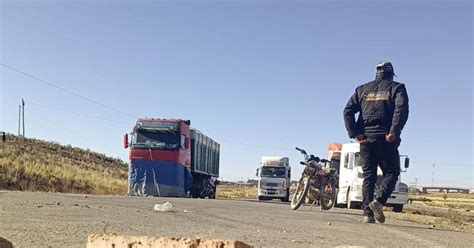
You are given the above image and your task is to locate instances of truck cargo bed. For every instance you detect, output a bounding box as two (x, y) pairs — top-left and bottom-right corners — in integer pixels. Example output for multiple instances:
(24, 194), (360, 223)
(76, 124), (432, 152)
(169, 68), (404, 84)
(190, 129), (220, 177)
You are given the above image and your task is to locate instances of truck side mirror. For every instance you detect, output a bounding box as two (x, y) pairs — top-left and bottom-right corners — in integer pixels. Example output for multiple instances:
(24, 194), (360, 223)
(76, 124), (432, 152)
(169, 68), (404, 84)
(123, 133), (128, 149)
(404, 157), (410, 169)
(256, 168), (259, 177)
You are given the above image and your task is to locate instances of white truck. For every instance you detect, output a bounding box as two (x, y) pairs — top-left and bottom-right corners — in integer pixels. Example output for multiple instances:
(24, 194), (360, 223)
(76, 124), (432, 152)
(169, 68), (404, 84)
(256, 156), (291, 202)
(327, 143), (410, 212)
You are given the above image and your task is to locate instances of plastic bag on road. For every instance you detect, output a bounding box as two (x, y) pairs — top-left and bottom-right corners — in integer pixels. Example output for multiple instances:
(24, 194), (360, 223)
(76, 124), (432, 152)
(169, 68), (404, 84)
(154, 202), (173, 212)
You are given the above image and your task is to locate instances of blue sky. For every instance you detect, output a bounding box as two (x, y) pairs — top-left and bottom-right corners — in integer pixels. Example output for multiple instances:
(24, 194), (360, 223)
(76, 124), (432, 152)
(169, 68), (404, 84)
(1, 1), (472, 188)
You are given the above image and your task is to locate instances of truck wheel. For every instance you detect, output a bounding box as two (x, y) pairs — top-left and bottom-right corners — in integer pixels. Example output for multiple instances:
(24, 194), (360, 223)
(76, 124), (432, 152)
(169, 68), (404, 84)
(284, 189), (290, 202)
(392, 204), (404, 212)
(258, 196), (264, 201)
(191, 189), (199, 198)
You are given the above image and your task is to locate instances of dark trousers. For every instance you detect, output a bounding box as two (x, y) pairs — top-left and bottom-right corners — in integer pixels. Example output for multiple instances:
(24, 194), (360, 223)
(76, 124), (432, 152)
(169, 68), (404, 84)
(360, 139), (401, 217)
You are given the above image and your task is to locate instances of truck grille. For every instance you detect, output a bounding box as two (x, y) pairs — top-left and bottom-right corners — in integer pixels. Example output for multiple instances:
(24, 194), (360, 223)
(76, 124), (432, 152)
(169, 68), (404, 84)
(266, 182), (279, 187)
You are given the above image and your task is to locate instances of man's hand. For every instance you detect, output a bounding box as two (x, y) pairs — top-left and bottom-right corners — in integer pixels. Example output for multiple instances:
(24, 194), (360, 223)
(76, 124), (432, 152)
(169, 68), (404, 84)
(355, 134), (367, 144)
(385, 134), (396, 143)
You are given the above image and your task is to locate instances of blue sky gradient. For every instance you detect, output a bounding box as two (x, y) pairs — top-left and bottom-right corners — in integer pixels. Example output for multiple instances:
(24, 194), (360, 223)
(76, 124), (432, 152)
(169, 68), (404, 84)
(1, 1), (472, 188)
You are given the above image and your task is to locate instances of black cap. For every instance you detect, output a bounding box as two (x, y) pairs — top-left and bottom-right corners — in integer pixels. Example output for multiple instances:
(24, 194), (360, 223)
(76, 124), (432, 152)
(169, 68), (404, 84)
(376, 61), (396, 77)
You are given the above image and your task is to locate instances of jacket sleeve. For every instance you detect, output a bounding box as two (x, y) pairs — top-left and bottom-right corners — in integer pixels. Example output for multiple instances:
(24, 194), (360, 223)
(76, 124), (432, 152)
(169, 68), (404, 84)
(343, 88), (361, 138)
(389, 84), (409, 136)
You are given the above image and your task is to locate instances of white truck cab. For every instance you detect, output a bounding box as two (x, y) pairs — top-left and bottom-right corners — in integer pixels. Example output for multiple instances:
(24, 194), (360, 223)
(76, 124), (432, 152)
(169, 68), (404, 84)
(331, 143), (410, 212)
(257, 156), (291, 202)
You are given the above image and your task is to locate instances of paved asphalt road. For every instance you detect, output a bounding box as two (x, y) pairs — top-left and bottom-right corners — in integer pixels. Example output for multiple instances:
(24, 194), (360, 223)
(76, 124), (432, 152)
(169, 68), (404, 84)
(0, 191), (472, 247)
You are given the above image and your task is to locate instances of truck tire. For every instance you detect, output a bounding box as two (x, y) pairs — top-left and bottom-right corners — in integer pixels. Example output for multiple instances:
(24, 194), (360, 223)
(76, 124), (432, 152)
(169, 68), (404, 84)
(191, 188), (199, 198)
(392, 204), (404, 212)
(283, 189), (290, 202)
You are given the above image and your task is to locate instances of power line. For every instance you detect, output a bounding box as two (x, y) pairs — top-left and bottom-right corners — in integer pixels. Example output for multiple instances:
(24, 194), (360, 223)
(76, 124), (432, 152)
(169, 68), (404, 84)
(1, 63), (138, 119)
(217, 139), (325, 156)
(217, 139), (294, 152)
(1, 65), (472, 166)
(411, 161), (473, 167)
(26, 100), (130, 126)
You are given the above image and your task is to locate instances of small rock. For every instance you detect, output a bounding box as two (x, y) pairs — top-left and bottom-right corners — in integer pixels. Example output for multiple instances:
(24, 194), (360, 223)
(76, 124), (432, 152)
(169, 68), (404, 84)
(84, 196), (88, 198)
(57, 202), (61, 206)
(327, 222), (332, 225)
(429, 225), (435, 229)
(37, 206), (42, 208)
(291, 240), (296, 243)
(256, 230), (260, 233)
(183, 210), (192, 213)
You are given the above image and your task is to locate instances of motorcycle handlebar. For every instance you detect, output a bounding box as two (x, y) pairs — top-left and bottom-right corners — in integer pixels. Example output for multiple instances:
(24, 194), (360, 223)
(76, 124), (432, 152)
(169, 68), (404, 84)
(295, 147), (306, 154)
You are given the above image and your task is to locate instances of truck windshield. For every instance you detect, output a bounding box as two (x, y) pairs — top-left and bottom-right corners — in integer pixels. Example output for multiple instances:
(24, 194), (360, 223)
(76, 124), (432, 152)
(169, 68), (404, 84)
(261, 167), (286, 178)
(132, 129), (180, 150)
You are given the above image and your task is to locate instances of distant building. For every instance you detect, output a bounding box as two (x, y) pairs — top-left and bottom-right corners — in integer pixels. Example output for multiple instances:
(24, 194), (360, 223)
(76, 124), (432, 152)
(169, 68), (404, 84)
(422, 187), (470, 194)
(246, 179), (258, 187)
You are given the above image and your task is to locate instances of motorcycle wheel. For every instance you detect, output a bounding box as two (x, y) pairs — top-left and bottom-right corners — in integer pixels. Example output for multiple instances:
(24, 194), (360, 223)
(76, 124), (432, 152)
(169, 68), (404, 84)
(199, 188), (210, 199)
(290, 177), (310, 210)
(320, 179), (337, 210)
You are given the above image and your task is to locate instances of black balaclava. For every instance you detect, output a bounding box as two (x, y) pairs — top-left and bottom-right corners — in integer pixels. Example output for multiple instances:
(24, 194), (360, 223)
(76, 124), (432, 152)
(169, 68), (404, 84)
(375, 61), (396, 81)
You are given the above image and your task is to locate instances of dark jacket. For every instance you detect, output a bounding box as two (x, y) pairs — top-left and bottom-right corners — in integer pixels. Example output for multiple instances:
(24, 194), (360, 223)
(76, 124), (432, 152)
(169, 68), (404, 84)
(343, 80), (409, 139)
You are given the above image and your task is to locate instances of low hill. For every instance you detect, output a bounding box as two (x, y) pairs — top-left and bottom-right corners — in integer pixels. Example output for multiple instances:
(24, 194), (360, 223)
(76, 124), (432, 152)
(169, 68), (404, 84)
(0, 134), (127, 195)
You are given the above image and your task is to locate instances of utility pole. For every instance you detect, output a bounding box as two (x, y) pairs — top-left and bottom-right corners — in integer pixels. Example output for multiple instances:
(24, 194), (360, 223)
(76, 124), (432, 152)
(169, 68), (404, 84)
(414, 178), (418, 195)
(432, 164), (435, 187)
(18, 104), (21, 136)
(240, 177), (243, 193)
(22, 98), (25, 137)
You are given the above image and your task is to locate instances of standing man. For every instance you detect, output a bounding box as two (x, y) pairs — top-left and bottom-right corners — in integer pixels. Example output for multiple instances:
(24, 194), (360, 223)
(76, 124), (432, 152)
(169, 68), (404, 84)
(343, 61), (409, 223)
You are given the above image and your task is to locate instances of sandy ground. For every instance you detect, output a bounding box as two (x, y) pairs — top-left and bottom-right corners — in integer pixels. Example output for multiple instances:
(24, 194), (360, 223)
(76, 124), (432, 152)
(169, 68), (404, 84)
(1, 191), (473, 248)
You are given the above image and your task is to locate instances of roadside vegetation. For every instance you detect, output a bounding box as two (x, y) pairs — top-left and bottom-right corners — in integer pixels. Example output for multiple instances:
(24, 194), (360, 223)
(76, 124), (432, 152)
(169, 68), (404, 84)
(217, 184), (257, 199)
(387, 193), (474, 233)
(0, 134), (127, 195)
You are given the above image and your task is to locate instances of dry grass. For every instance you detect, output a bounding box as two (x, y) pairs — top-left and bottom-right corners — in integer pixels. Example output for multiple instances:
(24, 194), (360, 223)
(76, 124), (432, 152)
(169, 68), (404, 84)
(217, 185), (258, 200)
(0, 134), (127, 195)
(386, 193), (474, 233)
(410, 193), (474, 211)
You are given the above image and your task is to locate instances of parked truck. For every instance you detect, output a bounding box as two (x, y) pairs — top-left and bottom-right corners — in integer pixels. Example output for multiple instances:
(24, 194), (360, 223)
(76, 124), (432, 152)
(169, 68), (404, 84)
(327, 143), (410, 212)
(256, 156), (291, 202)
(123, 118), (220, 198)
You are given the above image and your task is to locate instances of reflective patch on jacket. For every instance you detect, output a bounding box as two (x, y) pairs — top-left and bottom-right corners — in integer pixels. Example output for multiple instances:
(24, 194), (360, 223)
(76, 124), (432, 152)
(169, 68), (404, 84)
(366, 91), (390, 101)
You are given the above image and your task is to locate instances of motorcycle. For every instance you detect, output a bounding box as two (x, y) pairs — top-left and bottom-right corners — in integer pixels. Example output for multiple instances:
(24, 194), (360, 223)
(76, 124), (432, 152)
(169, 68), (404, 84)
(199, 177), (218, 199)
(290, 147), (337, 211)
